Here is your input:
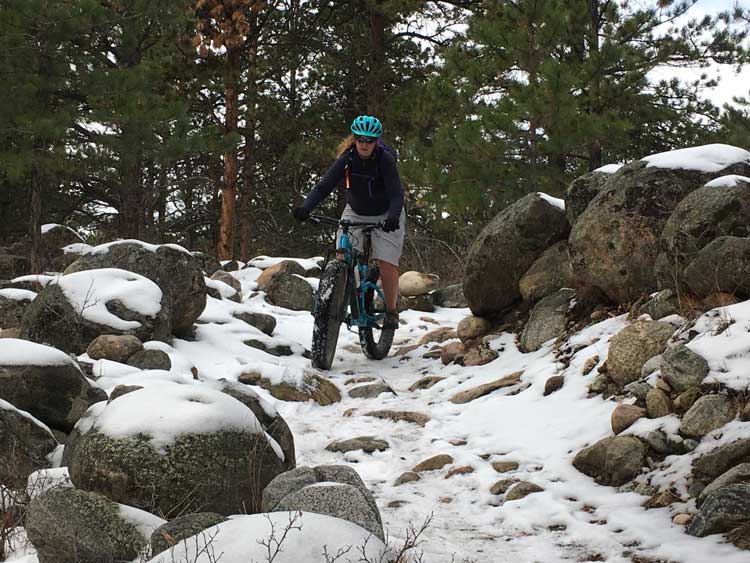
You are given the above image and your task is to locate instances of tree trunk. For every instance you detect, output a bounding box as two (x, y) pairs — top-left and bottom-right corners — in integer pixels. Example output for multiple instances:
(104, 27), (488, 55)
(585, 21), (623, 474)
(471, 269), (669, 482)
(239, 35), (259, 261)
(218, 47), (242, 260)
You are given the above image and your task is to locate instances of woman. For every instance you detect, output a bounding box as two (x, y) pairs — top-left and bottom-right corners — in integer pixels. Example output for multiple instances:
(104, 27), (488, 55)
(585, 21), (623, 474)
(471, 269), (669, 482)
(292, 115), (405, 330)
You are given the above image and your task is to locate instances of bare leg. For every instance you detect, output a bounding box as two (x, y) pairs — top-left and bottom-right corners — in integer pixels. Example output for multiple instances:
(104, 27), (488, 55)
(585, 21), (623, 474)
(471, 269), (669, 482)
(377, 259), (399, 312)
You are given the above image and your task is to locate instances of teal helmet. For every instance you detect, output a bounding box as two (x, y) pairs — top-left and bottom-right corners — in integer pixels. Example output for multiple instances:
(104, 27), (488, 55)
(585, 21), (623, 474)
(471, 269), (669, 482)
(350, 115), (382, 138)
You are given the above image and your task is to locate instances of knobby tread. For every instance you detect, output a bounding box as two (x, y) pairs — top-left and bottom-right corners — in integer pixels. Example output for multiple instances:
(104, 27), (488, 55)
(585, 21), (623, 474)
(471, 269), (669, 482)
(311, 259), (348, 370)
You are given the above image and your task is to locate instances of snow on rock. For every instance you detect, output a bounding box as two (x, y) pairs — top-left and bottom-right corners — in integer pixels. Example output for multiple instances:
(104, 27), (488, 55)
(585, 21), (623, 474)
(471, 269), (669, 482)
(704, 174), (750, 187)
(92, 382), (264, 453)
(62, 243), (93, 255)
(84, 239), (191, 256)
(536, 192), (565, 210)
(41, 223), (84, 241)
(10, 274), (57, 287)
(642, 143), (750, 172)
(247, 255), (323, 271)
(594, 163), (623, 173)
(0, 339), (74, 367)
(0, 288), (37, 301)
(145, 512), (386, 563)
(54, 268), (162, 330)
(26, 468), (72, 499)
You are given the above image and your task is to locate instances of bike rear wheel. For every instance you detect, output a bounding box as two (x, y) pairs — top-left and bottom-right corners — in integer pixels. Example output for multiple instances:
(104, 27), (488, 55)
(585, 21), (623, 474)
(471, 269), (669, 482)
(311, 259), (349, 370)
(358, 267), (394, 360)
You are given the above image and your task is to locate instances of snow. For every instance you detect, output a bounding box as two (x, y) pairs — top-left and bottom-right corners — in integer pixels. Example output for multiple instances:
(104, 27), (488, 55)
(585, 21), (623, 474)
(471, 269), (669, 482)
(247, 255), (324, 271)
(40, 224), (84, 242)
(26, 468), (72, 499)
(536, 192), (565, 210)
(91, 382), (269, 454)
(704, 174), (750, 187)
(0, 339), (74, 367)
(145, 512), (386, 563)
(10, 274), (57, 287)
(641, 143), (750, 172)
(84, 239), (191, 256)
(204, 277), (237, 298)
(118, 504), (166, 539)
(62, 242), (93, 255)
(0, 288), (36, 301)
(54, 268), (163, 330)
(0, 398), (55, 438)
(594, 164), (623, 173)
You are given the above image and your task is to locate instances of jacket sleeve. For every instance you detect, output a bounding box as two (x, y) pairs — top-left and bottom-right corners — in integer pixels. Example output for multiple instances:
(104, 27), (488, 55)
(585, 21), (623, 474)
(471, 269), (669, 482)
(381, 152), (404, 219)
(302, 155), (348, 212)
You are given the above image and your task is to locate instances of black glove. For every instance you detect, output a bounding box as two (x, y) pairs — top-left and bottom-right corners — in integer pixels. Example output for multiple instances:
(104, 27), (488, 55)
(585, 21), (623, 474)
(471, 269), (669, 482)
(292, 206), (310, 221)
(382, 215), (400, 232)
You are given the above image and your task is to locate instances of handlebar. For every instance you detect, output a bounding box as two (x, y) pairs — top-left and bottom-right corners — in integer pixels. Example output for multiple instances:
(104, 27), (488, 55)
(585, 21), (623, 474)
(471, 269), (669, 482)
(308, 214), (383, 230)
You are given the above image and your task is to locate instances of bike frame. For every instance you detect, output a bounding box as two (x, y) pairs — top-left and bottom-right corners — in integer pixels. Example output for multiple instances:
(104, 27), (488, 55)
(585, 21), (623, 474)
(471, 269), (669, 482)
(312, 215), (387, 330)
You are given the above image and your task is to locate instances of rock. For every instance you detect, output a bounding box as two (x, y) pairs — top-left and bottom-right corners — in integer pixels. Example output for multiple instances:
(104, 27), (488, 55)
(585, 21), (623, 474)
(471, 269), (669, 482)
(431, 284), (467, 308)
(607, 321), (674, 389)
(462, 345), (498, 367)
(126, 349), (171, 371)
(68, 383), (290, 516)
(698, 463), (750, 507)
(0, 254), (29, 280)
(680, 394), (735, 438)
(413, 454), (453, 472)
(656, 178), (750, 292)
(363, 410), (430, 426)
(565, 169), (612, 226)
(660, 345), (709, 393)
(519, 241), (576, 303)
(611, 404), (645, 434)
(399, 271), (440, 297)
(86, 335), (144, 363)
(349, 382), (396, 399)
(0, 339), (107, 433)
(688, 484), (750, 537)
(456, 315), (493, 343)
(210, 270), (241, 295)
(582, 356), (600, 376)
(206, 278), (240, 302)
(490, 478), (518, 495)
(238, 370), (341, 406)
(0, 401), (58, 488)
(573, 436), (647, 486)
(449, 371), (523, 404)
(630, 289), (679, 321)
(646, 388), (672, 418)
(673, 513), (693, 526)
(325, 436), (389, 454)
(109, 384), (143, 402)
(399, 293), (435, 312)
(674, 387), (701, 414)
(640, 354), (663, 378)
(464, 192), (570, 316)
(20, 270), (171, 355)
(642, 430), (670, 454)
(520, 289), (575, 352)
(728, 521), (750, 550)
(569, 149), (750, 303)
(624, 381), (652, 403)
(445, 465), (474, 479)
(0, 289), (35, 329)
(244, 338), (294, 357)
(440, 341), (466, 365)
(492, 461), (519, 473)
(695, 439), (750, 481)
(263, 465), (383, 541)
(644, 488), (680, 509)
(409, 376), (445, 391)
(39, 224), (86, 271)
(26, 488), (155, 563)
(395, 471), (421, 486)
(266, 273), (314, 311)
(150, 513), (227, 556)
(256, 260), (306, 292)
(65, 241), (206, 337)
(506, 481), (544, 501)
(544, 376), (565, 396)
(233, 311), (276, 335)
(417, 327), (457, 346)
(191, 251), (221, 276)
(682, 236), (750, 299)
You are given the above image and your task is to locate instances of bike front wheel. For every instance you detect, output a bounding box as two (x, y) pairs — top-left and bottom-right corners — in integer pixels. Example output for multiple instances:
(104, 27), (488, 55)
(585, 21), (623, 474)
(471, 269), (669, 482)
(358, 268), (394, 360)
(311, 259), (349, 370)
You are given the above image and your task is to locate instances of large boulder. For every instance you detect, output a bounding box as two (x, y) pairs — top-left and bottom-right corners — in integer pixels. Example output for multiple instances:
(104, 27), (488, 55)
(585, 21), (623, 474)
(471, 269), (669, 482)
(695, 439), (750, 481)
(463, 192), (570, 317)
(26, 487), (162, 563)
(682, 236), (750, 298)
(39, 224), (86, 272)
(0, 339), (106, 433)
(655, 176), (750, 291)
(573, 436), (647, 486)
(20, 269), (170, 354)
(263, 465), (384, 541)
(65, 241), (206, 336)
(569, 145), (750, 303)
(0, 288), (35, 329)
(0, 399), (58, 488)
(688, 484), (750, 537)
(266, 273), (314, 311)
(149, 512), (227, 556)
(68, 382), (291, 517)
(520, 289), (575, 352)
(399, 271), (439, 297)
(518, 240), (576, 303)
(606, 321), (674, 389)
(256, 260), (306, 292)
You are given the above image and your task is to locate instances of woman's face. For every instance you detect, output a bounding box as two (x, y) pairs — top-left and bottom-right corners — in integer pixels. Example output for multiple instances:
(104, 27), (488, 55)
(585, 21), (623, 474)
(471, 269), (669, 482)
(355, 136), (377, 159)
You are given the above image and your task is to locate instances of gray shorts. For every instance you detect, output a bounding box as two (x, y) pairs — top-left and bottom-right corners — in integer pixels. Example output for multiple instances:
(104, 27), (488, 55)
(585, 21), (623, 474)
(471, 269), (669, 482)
(337, 205), (405, 266)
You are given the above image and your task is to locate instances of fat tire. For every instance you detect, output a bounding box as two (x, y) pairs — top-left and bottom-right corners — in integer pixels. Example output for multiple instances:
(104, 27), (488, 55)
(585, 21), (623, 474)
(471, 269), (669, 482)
(358, 269), (394, 360)
(311, 259), (348, 370)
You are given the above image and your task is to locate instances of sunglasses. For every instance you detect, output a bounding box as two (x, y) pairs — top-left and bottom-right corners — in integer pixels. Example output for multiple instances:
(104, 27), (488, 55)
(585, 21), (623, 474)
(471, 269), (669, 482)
(355, 136), (377, 144)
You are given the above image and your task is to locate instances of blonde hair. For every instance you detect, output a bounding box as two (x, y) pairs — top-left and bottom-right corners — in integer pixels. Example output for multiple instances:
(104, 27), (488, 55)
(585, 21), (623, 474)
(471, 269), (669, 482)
(336, 135), (355, 158)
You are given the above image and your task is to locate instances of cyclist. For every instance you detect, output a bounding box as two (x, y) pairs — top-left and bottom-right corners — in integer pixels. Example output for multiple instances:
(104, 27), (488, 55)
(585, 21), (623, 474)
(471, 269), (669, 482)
(292, 115), (405, 330)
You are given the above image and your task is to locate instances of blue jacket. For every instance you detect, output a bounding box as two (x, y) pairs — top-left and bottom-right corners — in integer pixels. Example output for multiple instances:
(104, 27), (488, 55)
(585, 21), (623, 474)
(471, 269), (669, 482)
(302, 144), (404, 219)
